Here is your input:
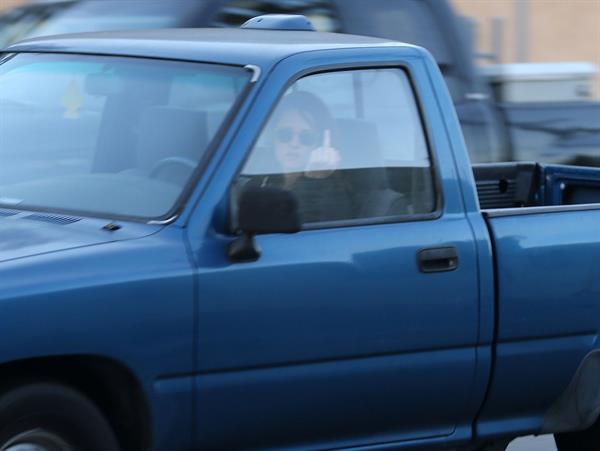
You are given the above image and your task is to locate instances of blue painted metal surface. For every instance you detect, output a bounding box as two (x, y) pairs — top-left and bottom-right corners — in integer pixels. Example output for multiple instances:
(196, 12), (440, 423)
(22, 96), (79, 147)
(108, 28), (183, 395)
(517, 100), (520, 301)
(489, 209), (600, 341)
(0, 223), (196, 449)
(6, 28), (393, 69)
(475, 205), (600, 439)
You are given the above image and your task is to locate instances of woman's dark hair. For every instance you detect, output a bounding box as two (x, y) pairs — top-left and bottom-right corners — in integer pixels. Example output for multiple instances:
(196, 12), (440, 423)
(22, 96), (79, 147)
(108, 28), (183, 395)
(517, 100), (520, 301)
(274, 90), (333, 137)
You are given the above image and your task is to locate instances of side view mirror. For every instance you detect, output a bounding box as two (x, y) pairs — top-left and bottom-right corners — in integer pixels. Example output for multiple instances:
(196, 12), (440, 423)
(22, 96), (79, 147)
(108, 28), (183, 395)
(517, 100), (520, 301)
(228, 186), (301, 262)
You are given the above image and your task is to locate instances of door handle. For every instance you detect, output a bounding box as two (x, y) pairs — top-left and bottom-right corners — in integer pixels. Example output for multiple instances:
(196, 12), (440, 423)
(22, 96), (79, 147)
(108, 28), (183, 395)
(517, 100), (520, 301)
(417, 247), (459, 273)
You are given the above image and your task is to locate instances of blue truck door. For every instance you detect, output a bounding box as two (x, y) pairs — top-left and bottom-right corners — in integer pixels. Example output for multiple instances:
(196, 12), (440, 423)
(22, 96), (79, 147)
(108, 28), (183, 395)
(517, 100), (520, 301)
(189, 59), (482, 449)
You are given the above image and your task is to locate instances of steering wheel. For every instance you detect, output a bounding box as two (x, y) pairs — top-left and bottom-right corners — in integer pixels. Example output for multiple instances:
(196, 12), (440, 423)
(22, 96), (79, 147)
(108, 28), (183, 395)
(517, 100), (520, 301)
(149, 156), (197, 179)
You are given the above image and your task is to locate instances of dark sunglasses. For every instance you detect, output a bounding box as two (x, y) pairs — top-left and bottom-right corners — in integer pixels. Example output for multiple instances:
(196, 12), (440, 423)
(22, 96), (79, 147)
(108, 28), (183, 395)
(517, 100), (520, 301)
(275, 127), (319, 147)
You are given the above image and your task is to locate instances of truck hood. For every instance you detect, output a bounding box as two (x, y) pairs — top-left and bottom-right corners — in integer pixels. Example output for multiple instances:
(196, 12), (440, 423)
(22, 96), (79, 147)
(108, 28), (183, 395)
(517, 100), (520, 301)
(0, 213), (160, 264)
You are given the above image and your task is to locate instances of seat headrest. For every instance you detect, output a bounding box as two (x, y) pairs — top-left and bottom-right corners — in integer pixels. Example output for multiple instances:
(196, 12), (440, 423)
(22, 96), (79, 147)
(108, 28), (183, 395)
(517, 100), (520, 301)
(333, 118), (382, 170)
(333, 118), (388, 190)
(136, 106), (208, 172)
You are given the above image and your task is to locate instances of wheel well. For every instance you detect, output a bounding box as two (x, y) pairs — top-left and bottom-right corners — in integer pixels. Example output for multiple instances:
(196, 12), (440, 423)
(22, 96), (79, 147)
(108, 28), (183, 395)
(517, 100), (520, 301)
(0, 355), (151, 451)
(542, 349), (600, 435)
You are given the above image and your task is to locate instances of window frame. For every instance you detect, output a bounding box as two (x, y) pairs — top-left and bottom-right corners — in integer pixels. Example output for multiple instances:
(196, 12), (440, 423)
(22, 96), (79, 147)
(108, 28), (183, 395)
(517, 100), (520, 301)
(232, 62), (444, 232)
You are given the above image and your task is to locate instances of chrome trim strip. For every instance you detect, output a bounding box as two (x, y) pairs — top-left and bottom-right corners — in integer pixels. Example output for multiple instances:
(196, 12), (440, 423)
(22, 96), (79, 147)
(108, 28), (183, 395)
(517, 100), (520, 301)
(148, 215), (179, 225)
(244, 64), (261, 83)
(484, 203), (600, 218)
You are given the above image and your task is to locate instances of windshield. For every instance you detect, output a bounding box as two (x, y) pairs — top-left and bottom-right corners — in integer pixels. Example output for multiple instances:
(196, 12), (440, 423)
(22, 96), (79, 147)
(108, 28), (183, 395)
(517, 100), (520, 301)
(0, 53), (249, 220)
(24, 0), (198, 39)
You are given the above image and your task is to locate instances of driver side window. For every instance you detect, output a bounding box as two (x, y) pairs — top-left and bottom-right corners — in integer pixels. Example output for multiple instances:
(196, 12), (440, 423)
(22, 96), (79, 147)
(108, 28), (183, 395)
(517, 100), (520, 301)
(236, 68), (437, 227)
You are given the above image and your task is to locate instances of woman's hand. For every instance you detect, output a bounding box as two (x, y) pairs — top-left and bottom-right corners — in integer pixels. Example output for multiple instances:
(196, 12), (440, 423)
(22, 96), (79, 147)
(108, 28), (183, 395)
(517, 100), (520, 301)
(304, 130), (340, 179)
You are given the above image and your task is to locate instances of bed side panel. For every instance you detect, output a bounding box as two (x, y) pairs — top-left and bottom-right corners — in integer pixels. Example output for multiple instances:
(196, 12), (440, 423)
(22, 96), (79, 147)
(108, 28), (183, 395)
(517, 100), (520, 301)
(477, 209), (600, 438)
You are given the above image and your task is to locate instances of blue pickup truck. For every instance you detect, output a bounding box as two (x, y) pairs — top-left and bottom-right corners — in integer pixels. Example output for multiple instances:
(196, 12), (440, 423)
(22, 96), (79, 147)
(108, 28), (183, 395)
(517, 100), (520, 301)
(1, 15), (600, 451)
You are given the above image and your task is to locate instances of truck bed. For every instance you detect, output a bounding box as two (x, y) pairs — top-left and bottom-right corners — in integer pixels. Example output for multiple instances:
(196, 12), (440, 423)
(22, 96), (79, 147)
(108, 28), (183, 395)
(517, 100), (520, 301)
(472, 161), (600, 439)
(473, 162), (600, 210)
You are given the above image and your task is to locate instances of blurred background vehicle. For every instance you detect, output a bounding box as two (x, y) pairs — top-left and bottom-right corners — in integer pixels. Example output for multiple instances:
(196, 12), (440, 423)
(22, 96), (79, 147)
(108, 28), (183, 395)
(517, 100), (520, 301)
(0, 0), (598, 166)
(0, 0), (74, 47)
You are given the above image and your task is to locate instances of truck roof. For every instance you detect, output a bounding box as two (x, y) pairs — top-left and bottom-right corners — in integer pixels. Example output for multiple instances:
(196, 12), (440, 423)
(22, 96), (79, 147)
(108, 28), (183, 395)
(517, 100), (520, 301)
(6, 28), (411, 67)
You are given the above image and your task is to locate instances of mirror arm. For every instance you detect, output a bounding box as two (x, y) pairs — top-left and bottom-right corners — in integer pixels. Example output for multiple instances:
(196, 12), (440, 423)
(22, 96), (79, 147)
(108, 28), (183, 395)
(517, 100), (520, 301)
(228, 232), (261, 262)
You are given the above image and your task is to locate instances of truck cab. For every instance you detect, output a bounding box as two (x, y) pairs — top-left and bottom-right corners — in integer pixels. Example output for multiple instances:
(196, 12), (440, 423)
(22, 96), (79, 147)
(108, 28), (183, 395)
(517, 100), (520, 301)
(1, 16), (600, 451)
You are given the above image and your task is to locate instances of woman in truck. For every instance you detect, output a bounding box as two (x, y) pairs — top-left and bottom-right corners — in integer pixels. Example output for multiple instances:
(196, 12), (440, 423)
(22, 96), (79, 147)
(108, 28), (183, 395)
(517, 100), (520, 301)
(240, 90), (353, 224)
